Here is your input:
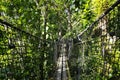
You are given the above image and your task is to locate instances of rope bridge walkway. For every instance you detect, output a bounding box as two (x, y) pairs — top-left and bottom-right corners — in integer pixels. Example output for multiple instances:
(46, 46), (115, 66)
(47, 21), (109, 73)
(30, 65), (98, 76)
(55, 40), (72, 80)
(0, 0), (120, 80)
(56, 41), (67, 80)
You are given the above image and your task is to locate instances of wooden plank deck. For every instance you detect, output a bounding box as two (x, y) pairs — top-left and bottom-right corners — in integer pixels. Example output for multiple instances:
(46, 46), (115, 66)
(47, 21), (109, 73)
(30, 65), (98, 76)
(56, 43), (68, 80)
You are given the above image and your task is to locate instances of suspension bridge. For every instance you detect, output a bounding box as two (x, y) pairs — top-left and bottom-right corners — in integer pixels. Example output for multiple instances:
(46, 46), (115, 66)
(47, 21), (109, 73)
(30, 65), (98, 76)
(0, 0), (120, 80)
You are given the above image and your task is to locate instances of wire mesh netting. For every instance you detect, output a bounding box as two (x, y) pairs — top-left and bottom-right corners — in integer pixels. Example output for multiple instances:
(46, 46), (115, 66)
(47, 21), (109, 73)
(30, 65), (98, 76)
(0, 20), (42, 80)
(0, 20), (55, 80)
(69, 1), (120, 80)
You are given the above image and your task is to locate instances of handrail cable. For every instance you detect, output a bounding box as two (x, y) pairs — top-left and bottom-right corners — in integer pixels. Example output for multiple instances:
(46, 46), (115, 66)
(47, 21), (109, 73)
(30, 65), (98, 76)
(0, 19), (53, 43)
(77, 0), (120, 38)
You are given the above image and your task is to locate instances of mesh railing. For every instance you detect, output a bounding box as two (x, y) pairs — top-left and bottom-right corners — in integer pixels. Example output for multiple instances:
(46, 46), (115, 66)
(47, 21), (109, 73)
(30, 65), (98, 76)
(69, 0), (120, 80)
(0, 19), (41, 80)
(0, 19), (55, 80)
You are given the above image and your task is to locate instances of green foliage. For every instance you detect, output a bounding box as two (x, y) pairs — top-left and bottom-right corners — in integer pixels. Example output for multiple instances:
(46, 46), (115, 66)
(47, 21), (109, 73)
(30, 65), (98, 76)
(0, 0), (120, 79)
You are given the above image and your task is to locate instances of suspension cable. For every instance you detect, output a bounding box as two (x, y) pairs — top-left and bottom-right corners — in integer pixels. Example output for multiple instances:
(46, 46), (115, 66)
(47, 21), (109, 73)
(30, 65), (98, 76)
(77, 0), (120, 39)
(0, 19), (54, 43)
